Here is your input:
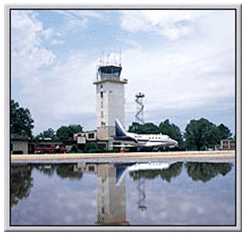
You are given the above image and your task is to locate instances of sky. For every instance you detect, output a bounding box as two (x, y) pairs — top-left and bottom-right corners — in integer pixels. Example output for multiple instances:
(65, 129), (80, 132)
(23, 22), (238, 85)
(10, 8), (236, 136)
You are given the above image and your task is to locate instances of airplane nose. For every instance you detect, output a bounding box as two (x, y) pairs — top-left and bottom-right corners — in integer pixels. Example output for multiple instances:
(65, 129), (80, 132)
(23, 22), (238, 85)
(173, 140), (178, 147)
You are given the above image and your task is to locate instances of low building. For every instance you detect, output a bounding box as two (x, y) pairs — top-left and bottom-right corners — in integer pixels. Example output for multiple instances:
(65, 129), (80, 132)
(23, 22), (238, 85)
(11, 133), (35, 154)
(74, 130), (97, 143)
(220, 139), (236, 150)
(73, 130), (98, 150)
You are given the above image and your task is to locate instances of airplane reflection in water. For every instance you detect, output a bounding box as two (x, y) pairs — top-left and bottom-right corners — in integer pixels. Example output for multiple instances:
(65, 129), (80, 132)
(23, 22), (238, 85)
(116, 161), (173, 186)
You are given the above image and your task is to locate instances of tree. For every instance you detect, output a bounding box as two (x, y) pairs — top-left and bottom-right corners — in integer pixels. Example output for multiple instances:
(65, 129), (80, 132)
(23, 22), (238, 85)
(184, 118), (221, 151)
(128, 122), (143, 134)
(56, 125), (83, 140)
(159, 119), (184, 147)
(218, 124), (232, 140)
(11, 99), (34, 138)
(35, 128), (56, 140)
(141, 123), (160, 134)
(128, 122), (159, 134)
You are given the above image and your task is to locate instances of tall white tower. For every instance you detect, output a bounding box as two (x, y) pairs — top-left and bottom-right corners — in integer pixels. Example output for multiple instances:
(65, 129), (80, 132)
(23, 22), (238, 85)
(93, 63), (127, 142)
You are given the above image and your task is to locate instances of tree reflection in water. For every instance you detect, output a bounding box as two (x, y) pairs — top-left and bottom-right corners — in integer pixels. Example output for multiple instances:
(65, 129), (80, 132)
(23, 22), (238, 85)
(159, 162), (183, 182)
(56, 164), (83, 179)
(10, 165), (33, 208)
(129, 162), (233, 183)
(10, 163), (84, 208)
(33, 164), (56, 177)
(129, 162), (183, 182)
(185, 162), (233, 183)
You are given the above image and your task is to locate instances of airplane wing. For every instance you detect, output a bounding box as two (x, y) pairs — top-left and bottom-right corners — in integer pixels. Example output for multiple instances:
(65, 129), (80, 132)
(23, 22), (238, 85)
(112, 144), (137, 148)
(144, 141), (168, 147)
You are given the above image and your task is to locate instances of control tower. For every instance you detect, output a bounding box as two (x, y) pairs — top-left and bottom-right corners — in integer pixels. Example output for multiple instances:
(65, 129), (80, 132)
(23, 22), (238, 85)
(93, 62), (127, 147)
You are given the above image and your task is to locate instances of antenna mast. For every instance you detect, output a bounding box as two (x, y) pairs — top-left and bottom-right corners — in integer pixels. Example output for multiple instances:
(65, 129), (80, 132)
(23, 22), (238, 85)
(119, 48), (122, 66)
(135, 92), (145, 124)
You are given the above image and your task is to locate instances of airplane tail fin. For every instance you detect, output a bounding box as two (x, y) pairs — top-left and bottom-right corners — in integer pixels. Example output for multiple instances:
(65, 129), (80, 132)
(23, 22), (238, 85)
(115, 119), (138, 143)
(115, 119), (127, 137)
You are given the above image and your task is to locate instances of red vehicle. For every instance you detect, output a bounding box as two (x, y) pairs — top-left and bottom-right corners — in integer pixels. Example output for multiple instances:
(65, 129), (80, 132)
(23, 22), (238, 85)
(34, 144), (68, 154)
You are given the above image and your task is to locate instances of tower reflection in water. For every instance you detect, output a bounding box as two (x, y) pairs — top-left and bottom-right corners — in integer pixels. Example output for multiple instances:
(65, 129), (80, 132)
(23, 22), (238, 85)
(95, 164), (130, 225)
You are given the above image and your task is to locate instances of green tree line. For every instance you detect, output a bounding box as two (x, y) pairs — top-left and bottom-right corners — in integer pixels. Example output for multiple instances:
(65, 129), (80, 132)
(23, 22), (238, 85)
(11, 99), (233, 151)
(11, 100), (83, 141)
(35, 125), (83, 141)
(129, 119), (233, 150)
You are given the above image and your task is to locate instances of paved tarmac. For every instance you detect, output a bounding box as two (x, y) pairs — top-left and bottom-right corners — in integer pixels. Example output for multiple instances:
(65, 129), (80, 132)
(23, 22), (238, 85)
(11, 150), (235, 163)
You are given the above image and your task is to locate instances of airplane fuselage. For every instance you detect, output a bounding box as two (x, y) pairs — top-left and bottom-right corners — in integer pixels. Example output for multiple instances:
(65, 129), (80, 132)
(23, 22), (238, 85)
(119, 132), (177, 147)
(114, 119), (178, 148)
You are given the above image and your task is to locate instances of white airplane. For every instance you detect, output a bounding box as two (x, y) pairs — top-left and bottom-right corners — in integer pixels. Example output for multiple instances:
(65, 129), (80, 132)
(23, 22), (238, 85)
(114, 119), (178, 149)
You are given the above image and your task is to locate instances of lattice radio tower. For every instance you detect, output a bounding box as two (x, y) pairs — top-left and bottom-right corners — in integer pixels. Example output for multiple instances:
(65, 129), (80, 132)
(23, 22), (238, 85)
(135, 92), (145, 124)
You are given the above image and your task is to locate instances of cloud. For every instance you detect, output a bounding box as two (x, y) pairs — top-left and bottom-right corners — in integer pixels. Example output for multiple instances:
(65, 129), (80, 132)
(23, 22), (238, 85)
(51, 10), (104, 36)
(120, 10), (199, 40)
(11, 11), (56, 78)
(120, 11), (235, 113)
(123, 48), (234, 112)
(17, 51), (97, 123)
(35, 10), (104, 47)
(70, 10), (105, 19)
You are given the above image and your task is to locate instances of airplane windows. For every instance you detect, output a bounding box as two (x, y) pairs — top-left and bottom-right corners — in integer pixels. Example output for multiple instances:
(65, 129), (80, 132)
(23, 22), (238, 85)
(148, 136), (164, 140)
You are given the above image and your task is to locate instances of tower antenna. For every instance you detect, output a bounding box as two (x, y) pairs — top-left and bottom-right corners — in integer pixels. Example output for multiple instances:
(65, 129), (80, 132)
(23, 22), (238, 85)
(99, 56), (102, 66)
(114, 49), (116, 65)
(119, 48), (122, 67)
(102, 51), (104, 66)
(107, 53), (110, 65)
